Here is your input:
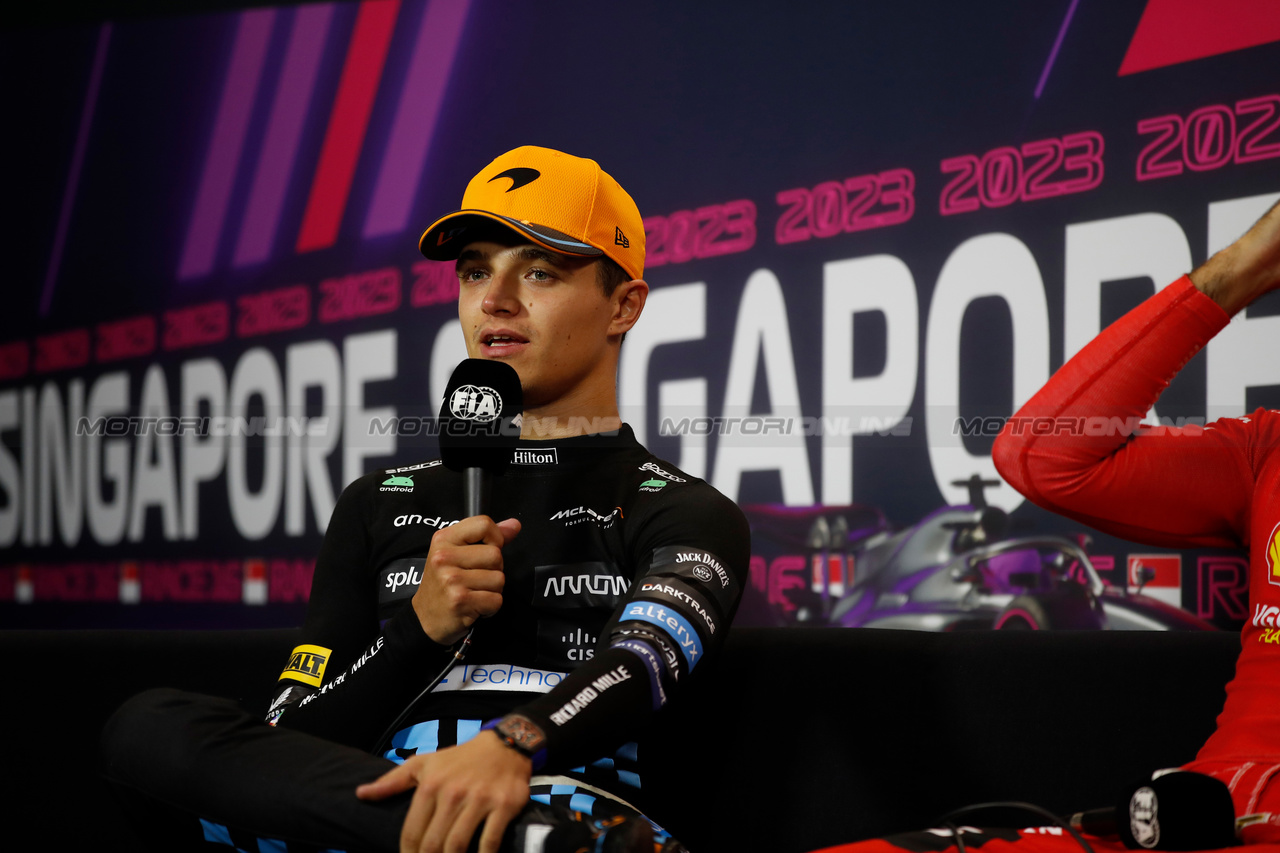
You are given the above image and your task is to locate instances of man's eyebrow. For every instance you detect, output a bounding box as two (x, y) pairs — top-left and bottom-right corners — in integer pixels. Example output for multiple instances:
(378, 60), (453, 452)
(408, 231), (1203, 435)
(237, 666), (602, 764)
(512, 245), (575, 267)
(455, 244), (582, 271)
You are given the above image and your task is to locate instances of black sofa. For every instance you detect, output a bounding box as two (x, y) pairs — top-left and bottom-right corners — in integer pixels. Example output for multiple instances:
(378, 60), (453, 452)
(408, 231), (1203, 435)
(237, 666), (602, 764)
(4, 627), (1240, 852)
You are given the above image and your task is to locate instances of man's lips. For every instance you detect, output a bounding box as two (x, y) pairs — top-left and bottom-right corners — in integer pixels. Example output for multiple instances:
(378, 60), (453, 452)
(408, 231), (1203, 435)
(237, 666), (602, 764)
(478, 330), (529, 355)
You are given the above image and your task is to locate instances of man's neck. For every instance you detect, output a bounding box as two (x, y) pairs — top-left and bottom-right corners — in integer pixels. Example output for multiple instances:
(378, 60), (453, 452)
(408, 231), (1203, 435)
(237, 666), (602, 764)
(519, 410), (623, 440)
(519, 400), (623, 440)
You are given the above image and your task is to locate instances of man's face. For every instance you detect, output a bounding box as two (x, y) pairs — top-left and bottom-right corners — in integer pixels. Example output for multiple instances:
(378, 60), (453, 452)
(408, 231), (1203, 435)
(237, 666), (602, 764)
(456, 239), (620, 409)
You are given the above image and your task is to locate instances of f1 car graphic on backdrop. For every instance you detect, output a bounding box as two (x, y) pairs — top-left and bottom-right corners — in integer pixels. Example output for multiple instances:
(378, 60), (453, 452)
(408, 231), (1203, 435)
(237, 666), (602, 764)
(741, 476), (1214, 631)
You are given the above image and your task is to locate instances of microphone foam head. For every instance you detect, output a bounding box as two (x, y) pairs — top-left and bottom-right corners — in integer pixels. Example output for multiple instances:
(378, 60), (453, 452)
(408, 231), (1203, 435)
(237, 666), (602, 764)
(1119, 770), (1238, 850)
(438, 359), (523, 472)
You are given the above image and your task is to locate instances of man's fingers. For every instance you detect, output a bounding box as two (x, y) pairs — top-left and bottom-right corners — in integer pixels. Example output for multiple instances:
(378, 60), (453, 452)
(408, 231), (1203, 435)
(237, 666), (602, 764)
(454, 568), (505, 593)
(474, 516), (521, 548)
(444, 803), (488, 853)
(417, 786), (464, 853)
(467, 590), (504, 619)
(431, 515), (499, 548)
(432, 515), (520, 549)
(477, 801), (524, 853)
(355, 762), (414, 800)
(430, 542), (504, 573)
(414, 516), (520, 643)
(401, 783), (440, 853)
(494, 517), (521, 545)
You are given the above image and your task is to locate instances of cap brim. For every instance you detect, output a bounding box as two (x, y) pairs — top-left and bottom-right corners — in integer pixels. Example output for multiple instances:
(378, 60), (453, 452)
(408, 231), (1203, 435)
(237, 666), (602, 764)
(419, 211), (604, 261)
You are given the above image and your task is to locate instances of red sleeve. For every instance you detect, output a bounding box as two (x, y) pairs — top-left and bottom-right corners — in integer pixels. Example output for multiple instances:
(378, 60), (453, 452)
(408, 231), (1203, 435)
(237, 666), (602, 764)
(991, 275), (1254, 549)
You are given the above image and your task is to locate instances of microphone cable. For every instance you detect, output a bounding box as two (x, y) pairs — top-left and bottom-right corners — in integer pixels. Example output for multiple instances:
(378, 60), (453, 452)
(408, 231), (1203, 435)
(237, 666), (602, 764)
(933, 801), (1095, 853)
(368, 624), (476, 757)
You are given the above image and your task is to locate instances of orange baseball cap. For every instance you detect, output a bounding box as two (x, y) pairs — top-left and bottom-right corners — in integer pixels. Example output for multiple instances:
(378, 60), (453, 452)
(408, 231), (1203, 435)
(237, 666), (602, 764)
(419, 146), (645, 280)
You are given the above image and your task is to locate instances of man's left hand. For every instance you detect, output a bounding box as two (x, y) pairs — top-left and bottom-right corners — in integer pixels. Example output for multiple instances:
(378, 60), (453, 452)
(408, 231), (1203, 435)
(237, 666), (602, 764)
(356, 730), (532, 853)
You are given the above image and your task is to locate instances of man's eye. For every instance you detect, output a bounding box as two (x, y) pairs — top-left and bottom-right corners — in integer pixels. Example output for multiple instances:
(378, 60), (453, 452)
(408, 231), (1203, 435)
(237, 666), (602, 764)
(460, 269), (486, 282)
(528, 269), (551, 281)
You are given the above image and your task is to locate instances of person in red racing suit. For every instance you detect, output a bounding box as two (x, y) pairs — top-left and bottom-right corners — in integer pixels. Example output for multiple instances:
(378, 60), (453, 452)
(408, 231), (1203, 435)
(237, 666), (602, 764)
(809, 198), (1280, 853)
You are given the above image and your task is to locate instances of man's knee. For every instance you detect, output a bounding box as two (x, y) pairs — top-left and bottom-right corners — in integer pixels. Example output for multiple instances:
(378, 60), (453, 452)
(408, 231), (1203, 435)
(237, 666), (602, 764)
(100, 688), (244, 786)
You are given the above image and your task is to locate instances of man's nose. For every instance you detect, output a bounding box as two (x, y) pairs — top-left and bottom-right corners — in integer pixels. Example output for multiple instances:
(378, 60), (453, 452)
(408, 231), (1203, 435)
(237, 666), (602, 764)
(482, 273), (521, 315)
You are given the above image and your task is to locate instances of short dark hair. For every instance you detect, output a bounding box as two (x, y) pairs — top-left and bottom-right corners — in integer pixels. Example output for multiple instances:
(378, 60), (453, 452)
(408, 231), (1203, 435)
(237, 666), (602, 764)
(596, 255), (632, 297)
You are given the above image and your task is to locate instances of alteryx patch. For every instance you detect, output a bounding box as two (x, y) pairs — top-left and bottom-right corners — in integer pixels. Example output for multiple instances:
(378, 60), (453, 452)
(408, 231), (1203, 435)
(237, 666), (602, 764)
(622, 602), (703, 671)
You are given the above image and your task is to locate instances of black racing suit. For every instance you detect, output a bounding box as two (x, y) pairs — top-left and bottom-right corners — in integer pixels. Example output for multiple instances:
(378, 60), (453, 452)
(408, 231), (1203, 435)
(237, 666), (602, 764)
(104, 425), (748, 852)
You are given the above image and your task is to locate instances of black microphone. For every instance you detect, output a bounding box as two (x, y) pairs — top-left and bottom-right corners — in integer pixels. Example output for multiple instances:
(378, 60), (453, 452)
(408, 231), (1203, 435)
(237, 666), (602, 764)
(437, 359), (523, 517)
(1068, 771), (1238, 850)
(369, 361), (522, 758)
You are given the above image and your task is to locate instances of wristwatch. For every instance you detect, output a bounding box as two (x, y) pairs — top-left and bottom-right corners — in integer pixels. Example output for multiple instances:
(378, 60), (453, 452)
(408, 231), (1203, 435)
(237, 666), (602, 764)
(485, 714), (547, 764)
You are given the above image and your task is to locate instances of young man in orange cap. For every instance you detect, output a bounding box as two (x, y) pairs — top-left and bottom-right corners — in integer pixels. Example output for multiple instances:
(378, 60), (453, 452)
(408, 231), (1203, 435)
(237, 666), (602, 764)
(103, 147), (749, 853)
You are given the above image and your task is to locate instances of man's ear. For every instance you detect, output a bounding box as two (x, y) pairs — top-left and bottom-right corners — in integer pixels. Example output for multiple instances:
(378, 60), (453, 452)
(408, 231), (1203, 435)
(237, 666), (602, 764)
(609, 279), (648, 337)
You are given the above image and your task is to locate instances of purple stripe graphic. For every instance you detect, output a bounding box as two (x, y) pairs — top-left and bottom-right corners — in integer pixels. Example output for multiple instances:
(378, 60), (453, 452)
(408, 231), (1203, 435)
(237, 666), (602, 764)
(41, 24), (112, 317)
(1035, 0), (1079, 99)
(177, 9), (276, 280)
(362, 0), (472, 239)
(233, 4), (335, 268)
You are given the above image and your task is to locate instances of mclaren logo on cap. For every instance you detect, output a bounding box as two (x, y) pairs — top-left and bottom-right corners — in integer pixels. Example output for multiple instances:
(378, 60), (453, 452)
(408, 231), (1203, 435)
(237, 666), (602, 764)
(489, 167), (541, 192)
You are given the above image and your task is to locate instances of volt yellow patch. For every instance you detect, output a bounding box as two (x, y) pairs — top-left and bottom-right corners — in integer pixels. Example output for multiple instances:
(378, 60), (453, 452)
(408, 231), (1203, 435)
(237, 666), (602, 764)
(279, 644), (331, 687)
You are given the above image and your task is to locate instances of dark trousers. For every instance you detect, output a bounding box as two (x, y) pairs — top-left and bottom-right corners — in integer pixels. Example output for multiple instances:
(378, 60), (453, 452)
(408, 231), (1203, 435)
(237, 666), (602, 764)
(100, 688), (407, 852)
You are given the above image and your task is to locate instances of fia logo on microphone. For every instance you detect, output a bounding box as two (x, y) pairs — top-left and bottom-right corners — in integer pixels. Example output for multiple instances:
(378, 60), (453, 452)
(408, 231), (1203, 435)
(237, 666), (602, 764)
(449, 385), (502, 421)
(1129, 786), (1160, 849)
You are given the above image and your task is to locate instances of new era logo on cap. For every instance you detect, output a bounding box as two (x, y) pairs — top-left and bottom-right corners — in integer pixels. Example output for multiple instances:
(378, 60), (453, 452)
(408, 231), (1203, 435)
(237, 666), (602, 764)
(418, 146), (645, 280)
